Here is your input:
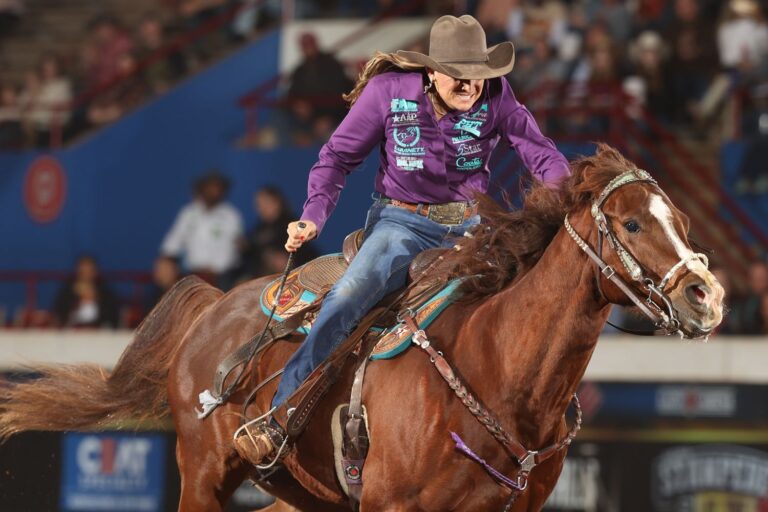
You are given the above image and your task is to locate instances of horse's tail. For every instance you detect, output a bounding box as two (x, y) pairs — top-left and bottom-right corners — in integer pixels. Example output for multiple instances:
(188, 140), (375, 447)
(0, 275), (223, 440)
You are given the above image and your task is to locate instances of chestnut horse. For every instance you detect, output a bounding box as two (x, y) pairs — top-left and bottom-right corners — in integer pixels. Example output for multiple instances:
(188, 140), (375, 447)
(0, 145), (724, 511)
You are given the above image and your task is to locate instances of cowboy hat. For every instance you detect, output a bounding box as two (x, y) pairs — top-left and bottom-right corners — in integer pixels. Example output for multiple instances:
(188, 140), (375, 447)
(397, 15), (515, 80)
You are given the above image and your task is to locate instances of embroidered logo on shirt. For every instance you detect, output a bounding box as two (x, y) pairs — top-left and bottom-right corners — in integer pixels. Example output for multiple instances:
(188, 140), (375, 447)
(451, 134), (475, 144)
(392, 112), (419, 125)
(393, 126), (420, 147)
(453, 119), (484, 137)
(456, 156), (483, 171)
(390, 98), (418, 113)
(396, 157), (424, 171)
(470, 103), (489, 119)
(393, 126), (425, 157)
(456, 142), (482, 156)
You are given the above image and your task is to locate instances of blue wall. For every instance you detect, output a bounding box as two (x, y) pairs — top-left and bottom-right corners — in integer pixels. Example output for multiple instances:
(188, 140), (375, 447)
(1, 32), (280, 274)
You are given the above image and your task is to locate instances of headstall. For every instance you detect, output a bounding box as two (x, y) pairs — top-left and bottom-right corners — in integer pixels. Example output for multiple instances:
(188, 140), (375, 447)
(563, 169), (709, 340)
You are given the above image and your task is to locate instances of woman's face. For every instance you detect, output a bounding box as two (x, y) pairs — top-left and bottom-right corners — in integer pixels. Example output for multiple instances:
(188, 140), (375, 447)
(430, 70), (484, 112)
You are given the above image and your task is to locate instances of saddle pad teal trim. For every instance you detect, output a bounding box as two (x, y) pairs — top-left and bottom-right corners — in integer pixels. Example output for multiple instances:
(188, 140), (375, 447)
(260, 269), (463, 358)
(370, 279), (463, 361)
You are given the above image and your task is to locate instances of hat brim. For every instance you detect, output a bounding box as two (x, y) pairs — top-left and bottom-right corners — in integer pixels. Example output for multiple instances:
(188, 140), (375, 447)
(397, 41), (515, 80)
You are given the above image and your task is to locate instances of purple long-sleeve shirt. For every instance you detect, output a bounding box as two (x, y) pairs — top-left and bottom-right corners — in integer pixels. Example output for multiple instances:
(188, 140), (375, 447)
(301, 71), (570, 234)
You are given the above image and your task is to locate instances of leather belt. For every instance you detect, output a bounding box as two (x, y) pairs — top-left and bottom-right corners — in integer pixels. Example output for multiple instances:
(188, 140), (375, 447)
(379, 196), (477, 225)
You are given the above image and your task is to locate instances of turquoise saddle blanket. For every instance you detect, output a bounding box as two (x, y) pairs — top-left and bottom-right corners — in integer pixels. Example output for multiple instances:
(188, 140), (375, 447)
(259, 271), (462, 360)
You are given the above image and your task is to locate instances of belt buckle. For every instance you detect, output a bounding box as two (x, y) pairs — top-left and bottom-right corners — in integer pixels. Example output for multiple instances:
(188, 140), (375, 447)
(429, 202), (465, 225)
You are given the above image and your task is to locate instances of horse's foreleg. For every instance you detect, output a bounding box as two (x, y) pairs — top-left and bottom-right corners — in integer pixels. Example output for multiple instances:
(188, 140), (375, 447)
(176, 433), (250, 512)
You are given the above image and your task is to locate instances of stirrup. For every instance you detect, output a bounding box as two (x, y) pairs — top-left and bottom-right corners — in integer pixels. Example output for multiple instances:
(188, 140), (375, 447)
(234, 408), (289, 469)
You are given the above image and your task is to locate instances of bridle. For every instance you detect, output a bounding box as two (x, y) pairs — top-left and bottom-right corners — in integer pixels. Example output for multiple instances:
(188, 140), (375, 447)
(564, 169), (709, 340)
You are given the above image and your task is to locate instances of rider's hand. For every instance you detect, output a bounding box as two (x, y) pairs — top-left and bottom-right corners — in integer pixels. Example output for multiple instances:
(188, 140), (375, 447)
(285, 220), (317, 252)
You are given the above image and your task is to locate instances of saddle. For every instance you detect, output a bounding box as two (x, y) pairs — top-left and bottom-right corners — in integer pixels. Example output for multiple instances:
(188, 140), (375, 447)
(260, 229), (448, 325)
(205, 229), (458, 416)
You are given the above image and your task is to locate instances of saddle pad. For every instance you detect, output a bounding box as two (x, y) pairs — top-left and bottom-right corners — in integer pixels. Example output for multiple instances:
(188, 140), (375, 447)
(369, 279), (462, 360)
(260, 253), (348, 330)
(261, 265), (463, 360)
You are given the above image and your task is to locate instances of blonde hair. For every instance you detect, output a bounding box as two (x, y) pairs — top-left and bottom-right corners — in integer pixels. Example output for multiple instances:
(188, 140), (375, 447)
(343, 52), (424, 106)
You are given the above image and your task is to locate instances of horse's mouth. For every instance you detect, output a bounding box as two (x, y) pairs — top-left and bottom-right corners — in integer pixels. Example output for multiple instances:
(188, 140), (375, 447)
(680, 324), (713, 341)
(676, 311), (718, 341)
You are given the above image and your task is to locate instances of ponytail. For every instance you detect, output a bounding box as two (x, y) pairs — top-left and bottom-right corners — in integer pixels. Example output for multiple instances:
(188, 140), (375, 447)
(343, 52), (424, 106)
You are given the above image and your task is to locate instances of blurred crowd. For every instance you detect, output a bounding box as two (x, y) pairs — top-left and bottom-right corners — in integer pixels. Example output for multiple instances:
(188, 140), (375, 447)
(13, 173), (317, 329)
(254, 0), (768, 192)
(6, 168), (768, 334)
(0, 0), (270, 150)
(0, 0), (457, 151)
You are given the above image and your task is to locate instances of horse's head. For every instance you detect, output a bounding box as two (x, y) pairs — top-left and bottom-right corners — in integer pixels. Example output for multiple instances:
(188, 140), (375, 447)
(566, 145), (724, 339)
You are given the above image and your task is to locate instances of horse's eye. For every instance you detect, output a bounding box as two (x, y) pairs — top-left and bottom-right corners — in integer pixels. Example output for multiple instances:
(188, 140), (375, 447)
(624, 220), (640, 233)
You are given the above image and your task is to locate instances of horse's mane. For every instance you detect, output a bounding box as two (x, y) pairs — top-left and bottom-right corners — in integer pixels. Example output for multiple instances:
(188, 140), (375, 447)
(453, 143), (640, 302)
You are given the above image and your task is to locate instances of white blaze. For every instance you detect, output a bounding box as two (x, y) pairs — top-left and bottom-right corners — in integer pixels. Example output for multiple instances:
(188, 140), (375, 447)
(648, 193), (707, 276)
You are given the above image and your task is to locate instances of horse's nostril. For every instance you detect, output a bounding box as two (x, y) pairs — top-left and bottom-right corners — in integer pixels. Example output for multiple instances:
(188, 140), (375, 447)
(685, 284), (709, 305)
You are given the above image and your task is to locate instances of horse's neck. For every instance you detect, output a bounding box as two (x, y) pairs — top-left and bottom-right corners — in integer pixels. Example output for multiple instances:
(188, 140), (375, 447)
(459, 213), (610, 445)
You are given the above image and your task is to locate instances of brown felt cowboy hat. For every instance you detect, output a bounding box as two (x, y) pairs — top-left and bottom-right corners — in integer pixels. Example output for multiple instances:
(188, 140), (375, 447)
(397, 15), (515, 80)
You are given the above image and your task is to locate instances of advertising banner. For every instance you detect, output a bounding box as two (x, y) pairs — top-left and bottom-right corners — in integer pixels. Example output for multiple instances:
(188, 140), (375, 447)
(60, 432), (167, 512)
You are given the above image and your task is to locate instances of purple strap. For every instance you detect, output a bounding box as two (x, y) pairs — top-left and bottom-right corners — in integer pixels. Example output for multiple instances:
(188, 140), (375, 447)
(451, 431), (526, 491)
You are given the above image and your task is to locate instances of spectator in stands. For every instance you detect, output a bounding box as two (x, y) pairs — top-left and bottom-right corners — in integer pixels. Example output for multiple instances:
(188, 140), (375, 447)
(171, 0), (231, 62)
(664, 0), (720, 126)
(53, 255), (119, 329)
(135, 14), (188, 95)
(556, 3), (588, 65)
(596, 0), (633, 44)
(87, 53), (148, 126)
(717, 0), (768, 72)
(506, 35), (567, 99)
(285, 32), (354, 145)
(0, 0), (23, 35)
(24, 54), (73, 147)
(475, 0), (519, 44)
(145, 255), (183, 311)
(623, 31), (675, 123)
(564, 33), (622, 135)
(85, 14), (134, 88)
(0, 82), (23, 149)
(161, 171), (243, 288)
(730, 259), (768, 334)
(240, 186), (316, 280)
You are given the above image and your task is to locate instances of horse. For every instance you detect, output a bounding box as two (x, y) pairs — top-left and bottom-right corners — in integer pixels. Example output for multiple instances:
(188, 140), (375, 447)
(0, 144), (724, 511)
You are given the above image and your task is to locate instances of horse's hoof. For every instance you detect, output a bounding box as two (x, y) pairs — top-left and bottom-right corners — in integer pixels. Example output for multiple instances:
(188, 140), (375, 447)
(234, 429), (275, 465)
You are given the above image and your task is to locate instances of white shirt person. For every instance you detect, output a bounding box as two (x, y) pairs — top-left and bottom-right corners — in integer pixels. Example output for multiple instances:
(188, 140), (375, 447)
(161, 172), (243, 276)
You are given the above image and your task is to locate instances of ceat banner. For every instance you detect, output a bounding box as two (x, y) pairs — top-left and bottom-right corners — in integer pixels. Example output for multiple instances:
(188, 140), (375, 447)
(60, 432), (166, 512)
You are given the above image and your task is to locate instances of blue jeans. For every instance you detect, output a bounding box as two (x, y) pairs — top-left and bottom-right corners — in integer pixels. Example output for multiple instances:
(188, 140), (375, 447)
(271, 201), (479, 408)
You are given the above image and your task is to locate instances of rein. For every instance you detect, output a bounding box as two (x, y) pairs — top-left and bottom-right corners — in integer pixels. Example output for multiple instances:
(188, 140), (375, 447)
(402, 315), (582, 510)
(564, 169), (709, 340)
